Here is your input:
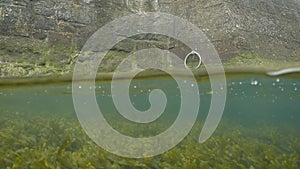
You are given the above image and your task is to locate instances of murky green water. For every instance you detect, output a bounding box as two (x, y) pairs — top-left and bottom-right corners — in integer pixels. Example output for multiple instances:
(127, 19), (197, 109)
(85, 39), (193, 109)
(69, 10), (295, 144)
(0, 74), (299, 168)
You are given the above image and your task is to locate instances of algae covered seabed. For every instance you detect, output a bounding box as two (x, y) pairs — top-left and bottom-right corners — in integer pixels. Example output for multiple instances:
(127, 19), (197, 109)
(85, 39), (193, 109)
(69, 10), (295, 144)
(0, 73), (300, 169)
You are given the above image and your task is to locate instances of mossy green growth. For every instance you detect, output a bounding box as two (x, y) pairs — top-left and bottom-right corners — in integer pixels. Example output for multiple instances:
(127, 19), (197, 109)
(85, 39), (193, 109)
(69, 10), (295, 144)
(222, 53), (300, 73)
(224, 52), (300, 67)
(226, 53), (274, 65)
(0, 35), (79, 78)
(0, 61), (74, 78)
(0, 110), (299, 169)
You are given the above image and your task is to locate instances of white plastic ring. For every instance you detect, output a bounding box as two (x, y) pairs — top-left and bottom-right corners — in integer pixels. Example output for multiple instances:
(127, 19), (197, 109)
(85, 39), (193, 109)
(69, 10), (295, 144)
(184, 51), (202, 69)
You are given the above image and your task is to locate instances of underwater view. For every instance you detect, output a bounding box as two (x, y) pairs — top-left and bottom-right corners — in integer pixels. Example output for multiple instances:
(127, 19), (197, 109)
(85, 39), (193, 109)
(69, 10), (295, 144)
(0, 73), (299, 169)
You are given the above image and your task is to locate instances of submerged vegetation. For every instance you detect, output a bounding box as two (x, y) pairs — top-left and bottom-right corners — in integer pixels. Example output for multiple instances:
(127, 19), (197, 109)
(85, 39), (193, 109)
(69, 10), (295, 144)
(0, 74), (299, 168)
(0, 111), (299, 169)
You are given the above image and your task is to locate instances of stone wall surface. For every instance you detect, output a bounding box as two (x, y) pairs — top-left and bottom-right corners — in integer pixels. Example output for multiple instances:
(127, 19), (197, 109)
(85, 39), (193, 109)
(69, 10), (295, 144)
(0, 0), (299, 68)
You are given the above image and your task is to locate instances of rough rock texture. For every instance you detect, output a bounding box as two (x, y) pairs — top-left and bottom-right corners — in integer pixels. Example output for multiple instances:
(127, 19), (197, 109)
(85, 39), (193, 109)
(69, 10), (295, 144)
(0, 0), (299, 67)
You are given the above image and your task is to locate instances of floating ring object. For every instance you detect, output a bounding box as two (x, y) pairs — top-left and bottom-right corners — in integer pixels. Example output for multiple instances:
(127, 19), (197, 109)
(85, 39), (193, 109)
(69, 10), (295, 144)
(184, 51), (202, 69)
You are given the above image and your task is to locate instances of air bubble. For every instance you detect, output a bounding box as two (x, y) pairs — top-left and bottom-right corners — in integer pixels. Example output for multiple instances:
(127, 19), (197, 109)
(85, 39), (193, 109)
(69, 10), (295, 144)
(251, 80), (258, 86)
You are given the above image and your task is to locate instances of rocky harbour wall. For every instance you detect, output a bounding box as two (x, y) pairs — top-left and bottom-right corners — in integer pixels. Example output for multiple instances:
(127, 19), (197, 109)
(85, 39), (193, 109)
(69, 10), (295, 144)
(0, 0), (299, 75)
